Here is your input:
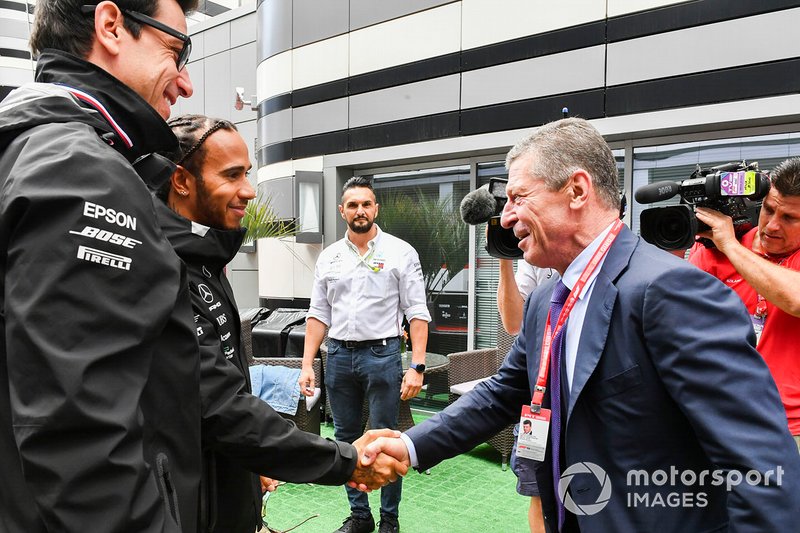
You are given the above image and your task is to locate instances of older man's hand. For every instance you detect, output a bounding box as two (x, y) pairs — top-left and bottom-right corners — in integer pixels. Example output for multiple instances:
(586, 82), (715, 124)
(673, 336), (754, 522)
(348, 429), (409, 492)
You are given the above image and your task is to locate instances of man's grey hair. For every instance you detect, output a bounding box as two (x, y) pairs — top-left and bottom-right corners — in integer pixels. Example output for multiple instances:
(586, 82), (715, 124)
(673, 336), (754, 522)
(770, 157), (800, 197)
(505, 117), (620, 210)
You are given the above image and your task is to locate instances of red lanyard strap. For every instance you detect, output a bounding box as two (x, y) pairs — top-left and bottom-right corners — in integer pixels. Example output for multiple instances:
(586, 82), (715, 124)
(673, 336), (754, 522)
(531, 220), (623, 411)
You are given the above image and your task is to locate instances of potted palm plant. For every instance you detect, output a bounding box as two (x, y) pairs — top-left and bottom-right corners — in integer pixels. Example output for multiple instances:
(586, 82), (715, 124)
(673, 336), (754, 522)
(241, 193), (298, 247)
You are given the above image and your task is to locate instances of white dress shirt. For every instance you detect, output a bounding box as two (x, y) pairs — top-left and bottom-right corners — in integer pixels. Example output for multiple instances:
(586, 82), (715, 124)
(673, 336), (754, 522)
(308, 225), (431, 341)
(559, 221), (616, 390)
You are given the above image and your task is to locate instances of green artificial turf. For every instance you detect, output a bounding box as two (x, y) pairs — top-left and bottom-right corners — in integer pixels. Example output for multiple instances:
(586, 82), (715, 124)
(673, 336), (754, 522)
(261, 414), (530, 533)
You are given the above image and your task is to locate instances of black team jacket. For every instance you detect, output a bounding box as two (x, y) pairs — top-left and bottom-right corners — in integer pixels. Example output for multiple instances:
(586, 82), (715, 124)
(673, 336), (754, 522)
(0, 50), (201, 532)
(155, 201), (358, 533)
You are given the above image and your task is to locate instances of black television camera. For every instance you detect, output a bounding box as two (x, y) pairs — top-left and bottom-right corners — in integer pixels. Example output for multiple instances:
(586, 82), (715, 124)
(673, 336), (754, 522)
(635, 161), (770, 251)
(459, 178), (522, 259)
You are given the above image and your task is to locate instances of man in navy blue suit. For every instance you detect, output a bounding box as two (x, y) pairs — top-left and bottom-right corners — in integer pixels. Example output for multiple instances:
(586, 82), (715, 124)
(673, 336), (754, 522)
(358, 118), (800, 532)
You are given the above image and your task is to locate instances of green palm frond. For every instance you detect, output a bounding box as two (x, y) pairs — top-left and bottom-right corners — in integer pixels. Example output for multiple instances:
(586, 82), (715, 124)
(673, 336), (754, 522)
(242, 193), (298, 245)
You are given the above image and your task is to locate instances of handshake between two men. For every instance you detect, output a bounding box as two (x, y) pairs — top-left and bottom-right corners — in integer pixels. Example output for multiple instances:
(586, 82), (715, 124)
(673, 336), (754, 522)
(349, 430), (411, 491)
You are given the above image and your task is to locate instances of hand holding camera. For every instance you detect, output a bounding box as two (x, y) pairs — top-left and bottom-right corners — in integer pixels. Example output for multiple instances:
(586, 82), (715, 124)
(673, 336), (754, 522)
(693, 206), (742, 254)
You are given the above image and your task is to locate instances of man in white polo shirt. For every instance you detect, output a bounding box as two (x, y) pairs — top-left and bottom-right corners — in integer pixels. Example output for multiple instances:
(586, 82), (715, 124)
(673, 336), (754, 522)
(300, 176), (430, 533)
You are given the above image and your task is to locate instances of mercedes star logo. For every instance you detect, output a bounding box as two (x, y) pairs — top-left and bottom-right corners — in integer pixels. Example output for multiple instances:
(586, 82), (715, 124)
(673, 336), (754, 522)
(198, 283), (214, 303)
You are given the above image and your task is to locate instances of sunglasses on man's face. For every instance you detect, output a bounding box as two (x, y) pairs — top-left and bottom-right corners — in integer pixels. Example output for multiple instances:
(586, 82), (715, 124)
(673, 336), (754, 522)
(81, 4), (192, 71)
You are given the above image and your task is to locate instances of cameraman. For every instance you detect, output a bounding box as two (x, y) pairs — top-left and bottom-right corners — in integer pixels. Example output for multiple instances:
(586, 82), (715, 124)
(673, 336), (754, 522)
(689, 157), (800, 450)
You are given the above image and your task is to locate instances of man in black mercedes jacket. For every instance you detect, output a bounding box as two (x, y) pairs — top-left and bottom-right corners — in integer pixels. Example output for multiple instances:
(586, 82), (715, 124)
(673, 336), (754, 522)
(156, 114), (408, 533)
(0, 1), (401, 532)
(0, 1), (204, 532)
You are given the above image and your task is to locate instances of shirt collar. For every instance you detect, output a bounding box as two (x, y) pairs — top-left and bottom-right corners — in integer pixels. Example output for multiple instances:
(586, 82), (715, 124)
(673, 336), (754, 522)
(561, 221), (616, 299)
(345, 224), (382, 256)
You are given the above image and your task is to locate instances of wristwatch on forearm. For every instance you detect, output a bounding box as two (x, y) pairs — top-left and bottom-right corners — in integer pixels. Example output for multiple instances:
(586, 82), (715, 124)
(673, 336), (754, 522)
(409, 362), (426, 374)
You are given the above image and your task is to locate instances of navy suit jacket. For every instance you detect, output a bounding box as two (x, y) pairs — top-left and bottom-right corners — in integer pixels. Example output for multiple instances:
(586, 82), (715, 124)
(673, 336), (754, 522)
(406, 226), (800, 532)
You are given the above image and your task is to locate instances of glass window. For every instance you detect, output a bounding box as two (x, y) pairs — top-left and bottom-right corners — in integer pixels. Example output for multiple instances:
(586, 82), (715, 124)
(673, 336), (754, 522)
(474, 161), (505, 350)
(367, 165), (470, 410)
(370, 167), (470, 356)
(298, 181), (320, 233)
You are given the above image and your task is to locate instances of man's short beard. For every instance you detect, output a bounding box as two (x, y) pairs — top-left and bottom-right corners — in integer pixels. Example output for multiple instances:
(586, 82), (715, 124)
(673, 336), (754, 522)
(194, 177), (230, 229)
(349, 218), (373, 234)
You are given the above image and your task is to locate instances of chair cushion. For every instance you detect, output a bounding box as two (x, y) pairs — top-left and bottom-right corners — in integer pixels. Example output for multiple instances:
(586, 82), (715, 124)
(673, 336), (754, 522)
(249, 364), (302, 415)
(450, 377), (491, 396)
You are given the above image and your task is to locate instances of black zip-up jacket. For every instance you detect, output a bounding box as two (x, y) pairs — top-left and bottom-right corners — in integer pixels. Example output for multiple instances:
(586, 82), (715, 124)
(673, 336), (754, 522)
(155, 202), (359, 533)
(0, 51), (202, 533)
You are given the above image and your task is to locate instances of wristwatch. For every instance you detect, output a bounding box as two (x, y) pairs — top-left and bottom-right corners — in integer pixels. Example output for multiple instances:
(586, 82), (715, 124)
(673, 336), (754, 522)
(409, 362), (426, 374)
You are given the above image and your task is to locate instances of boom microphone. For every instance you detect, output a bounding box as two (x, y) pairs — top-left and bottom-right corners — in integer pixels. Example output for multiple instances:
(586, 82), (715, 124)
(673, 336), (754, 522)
(634, 181), (681, 204)
(460, 185), (498, 224)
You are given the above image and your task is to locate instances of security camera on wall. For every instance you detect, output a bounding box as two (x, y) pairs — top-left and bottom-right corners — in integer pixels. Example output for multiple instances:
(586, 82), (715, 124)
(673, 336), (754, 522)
(234, 87), (255, 111)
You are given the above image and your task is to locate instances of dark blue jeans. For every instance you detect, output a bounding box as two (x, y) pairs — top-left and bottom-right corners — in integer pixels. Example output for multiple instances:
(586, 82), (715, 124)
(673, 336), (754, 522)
(325, 337), (403, 519)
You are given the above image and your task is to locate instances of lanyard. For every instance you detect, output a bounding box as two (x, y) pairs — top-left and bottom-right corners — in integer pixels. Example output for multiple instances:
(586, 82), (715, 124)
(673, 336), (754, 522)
(531, 219), (624, 411)
(347, 241), (380, 272)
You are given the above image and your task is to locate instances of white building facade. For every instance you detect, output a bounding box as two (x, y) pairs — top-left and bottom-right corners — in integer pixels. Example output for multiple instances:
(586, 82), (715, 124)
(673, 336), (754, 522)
(255, 0), (800, 353)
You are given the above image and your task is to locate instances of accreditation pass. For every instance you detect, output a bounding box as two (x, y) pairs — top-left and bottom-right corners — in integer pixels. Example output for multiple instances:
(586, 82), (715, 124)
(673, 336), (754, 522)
(516, 405), (551, 461)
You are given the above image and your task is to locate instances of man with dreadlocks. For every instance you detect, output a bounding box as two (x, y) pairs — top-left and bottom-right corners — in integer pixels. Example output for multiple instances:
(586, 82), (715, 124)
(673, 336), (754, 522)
(157, 114), (409, 533)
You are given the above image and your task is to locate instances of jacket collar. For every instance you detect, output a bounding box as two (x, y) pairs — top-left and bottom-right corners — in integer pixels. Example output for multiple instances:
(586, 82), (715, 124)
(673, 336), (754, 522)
(34, 49), (177, 162)
(566, 226), (637, 422)
(155, 199), (246, 271)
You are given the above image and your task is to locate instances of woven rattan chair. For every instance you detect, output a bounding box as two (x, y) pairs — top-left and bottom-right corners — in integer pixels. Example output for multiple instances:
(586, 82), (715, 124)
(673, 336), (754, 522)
(249, 356), (322, 435)
(240, 310), (322, 435)
(447, 321), (516, 470)
(239, 307), (265, 362)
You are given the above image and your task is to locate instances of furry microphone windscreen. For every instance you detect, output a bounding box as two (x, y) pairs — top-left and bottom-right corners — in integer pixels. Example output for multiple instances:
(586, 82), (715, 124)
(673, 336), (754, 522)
(459, 184), (497, 224)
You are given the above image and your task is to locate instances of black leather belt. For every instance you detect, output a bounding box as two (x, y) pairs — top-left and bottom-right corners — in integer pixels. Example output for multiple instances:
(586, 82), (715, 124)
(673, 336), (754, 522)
(335, 337), (400, 349)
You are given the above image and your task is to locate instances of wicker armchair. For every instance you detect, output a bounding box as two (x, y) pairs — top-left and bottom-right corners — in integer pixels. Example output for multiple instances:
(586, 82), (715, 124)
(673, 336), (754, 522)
(240, 310), (323, 435)
(250, 356), (323, 435)
(447, 324), (516, 470)
(239, 307), (266, 362)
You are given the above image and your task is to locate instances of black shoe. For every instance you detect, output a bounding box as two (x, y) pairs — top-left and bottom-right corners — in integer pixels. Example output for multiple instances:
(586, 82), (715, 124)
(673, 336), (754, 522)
(378, 515), (399, 533)
(334, 514), (375, 533)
